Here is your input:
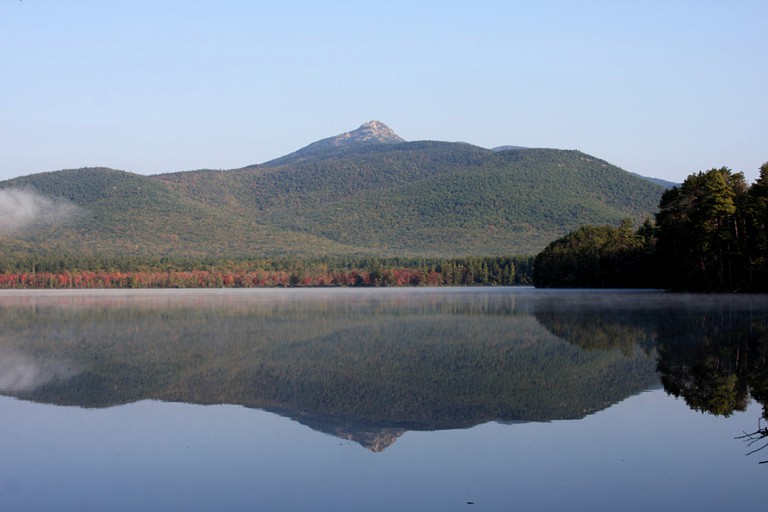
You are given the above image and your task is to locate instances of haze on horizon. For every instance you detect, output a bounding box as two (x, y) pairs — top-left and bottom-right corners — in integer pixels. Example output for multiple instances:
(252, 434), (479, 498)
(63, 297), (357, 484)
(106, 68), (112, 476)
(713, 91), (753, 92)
(1, 1), (766, 183)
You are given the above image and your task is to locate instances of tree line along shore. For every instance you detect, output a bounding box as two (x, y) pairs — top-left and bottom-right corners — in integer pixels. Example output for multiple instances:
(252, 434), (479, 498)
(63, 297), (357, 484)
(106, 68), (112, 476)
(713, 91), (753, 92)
(0, 256), (533, 289)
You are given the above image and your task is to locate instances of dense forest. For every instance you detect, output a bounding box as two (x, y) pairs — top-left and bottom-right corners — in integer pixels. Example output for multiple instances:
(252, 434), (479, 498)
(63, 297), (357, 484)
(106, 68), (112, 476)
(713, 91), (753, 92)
(2, 117), (762, 291)
(0, 255), (534, 289)
(0, 140), (664, 261)
(0, 122), (671, 286)
(533, 163), (768, 292)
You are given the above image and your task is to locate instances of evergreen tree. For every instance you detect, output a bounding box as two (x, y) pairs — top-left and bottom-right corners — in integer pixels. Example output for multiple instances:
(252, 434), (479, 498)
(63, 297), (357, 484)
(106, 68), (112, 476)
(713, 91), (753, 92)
(745, 163), (768, 289)
(656, 168), (748, 291)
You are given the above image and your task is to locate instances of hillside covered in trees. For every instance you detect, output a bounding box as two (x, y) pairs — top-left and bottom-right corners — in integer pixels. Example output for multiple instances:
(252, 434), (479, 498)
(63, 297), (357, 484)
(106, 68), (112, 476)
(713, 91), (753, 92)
(533, 163), (768, 292)
(0, 122), (665, 276)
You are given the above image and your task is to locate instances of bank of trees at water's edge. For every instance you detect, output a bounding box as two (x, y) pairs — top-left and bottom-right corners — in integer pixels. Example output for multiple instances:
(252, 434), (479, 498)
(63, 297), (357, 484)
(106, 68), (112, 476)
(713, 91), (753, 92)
(534, 163), (768, 292)
(0, 256), (533, 289)
(3, 163), (765, 292)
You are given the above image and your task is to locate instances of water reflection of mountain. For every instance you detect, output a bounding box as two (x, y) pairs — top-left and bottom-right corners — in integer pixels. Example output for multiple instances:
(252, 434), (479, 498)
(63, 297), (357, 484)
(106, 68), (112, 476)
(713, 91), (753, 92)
(4, 289), (762, 450)
(0, 291), (768, 449)
(12, 290), (768, 449)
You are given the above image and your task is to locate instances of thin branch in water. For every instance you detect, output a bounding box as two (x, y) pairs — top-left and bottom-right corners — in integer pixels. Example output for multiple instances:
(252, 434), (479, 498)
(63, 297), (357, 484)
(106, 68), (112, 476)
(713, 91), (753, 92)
(736, 419), (768, 463)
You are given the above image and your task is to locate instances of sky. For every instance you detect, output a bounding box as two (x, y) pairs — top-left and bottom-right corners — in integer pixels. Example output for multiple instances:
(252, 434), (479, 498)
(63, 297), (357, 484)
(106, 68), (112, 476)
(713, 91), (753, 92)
(1, 0), (766, 183)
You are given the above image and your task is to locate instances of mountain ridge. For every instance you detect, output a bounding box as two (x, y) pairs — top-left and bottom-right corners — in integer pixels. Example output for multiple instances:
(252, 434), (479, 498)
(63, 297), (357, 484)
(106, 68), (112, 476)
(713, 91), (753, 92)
(0, 122), (668, 259)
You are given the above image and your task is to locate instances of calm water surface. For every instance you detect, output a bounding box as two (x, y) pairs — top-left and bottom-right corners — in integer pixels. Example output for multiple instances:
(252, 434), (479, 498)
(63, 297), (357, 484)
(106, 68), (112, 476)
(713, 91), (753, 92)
(0, 288), (766, 511)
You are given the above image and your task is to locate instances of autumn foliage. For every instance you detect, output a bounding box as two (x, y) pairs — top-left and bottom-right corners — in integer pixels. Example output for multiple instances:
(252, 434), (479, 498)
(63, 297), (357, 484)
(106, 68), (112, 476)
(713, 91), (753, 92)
(0, 256), (529, 289)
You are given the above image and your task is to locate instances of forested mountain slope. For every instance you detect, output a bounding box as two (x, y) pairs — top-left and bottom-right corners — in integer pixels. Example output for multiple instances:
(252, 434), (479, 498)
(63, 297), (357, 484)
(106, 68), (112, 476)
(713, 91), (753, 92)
(0, 122), (666, 260)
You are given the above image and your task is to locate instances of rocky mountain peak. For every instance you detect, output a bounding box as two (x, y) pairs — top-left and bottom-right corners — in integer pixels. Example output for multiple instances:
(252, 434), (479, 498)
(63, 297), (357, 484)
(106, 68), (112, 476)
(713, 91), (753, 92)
(262, 120), (406, 166)
(328, 120), (405, 147)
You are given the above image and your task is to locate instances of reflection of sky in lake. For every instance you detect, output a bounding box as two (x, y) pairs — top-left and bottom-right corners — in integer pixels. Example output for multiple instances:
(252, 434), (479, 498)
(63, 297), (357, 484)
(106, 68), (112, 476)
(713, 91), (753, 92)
(1, 390), (763, 512)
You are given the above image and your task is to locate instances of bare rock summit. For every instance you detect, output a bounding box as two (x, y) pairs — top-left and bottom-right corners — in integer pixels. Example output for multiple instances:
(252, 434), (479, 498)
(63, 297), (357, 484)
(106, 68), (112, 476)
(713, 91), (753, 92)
(263, 121), (406, 165)
(328, 120), (405, 147)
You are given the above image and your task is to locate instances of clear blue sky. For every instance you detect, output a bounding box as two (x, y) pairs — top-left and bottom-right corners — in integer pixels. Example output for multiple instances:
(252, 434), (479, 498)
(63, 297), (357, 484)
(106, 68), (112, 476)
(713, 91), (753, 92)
(2, 0), (766, 183)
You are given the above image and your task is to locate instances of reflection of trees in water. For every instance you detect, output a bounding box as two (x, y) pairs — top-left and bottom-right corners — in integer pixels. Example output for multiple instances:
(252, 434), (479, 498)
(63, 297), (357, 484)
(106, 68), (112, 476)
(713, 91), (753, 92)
(655, 307), (768, 419)
(533, 294), (768, 420)
(2, 290), (767, 452)
(532, 307), (658, 356)
(533, 293), (768, 463)
(0, 292), (662, 450)
(653, 305), (768, 463)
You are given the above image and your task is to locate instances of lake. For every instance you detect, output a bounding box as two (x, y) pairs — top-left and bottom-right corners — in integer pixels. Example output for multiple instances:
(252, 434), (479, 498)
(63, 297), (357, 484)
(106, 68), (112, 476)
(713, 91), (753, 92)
(0, 287), (766, 511)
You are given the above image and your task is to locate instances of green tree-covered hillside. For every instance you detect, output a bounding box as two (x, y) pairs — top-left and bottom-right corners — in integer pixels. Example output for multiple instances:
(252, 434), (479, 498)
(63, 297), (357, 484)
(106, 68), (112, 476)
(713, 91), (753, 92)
(0, 127), (665, 261)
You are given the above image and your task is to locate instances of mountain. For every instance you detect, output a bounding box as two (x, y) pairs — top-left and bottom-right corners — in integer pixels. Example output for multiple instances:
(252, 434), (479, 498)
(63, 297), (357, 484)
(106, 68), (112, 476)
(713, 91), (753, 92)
(630, 172), (678, 189)
(262, 120), (405, 166)
(0, 122), (668, 260)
